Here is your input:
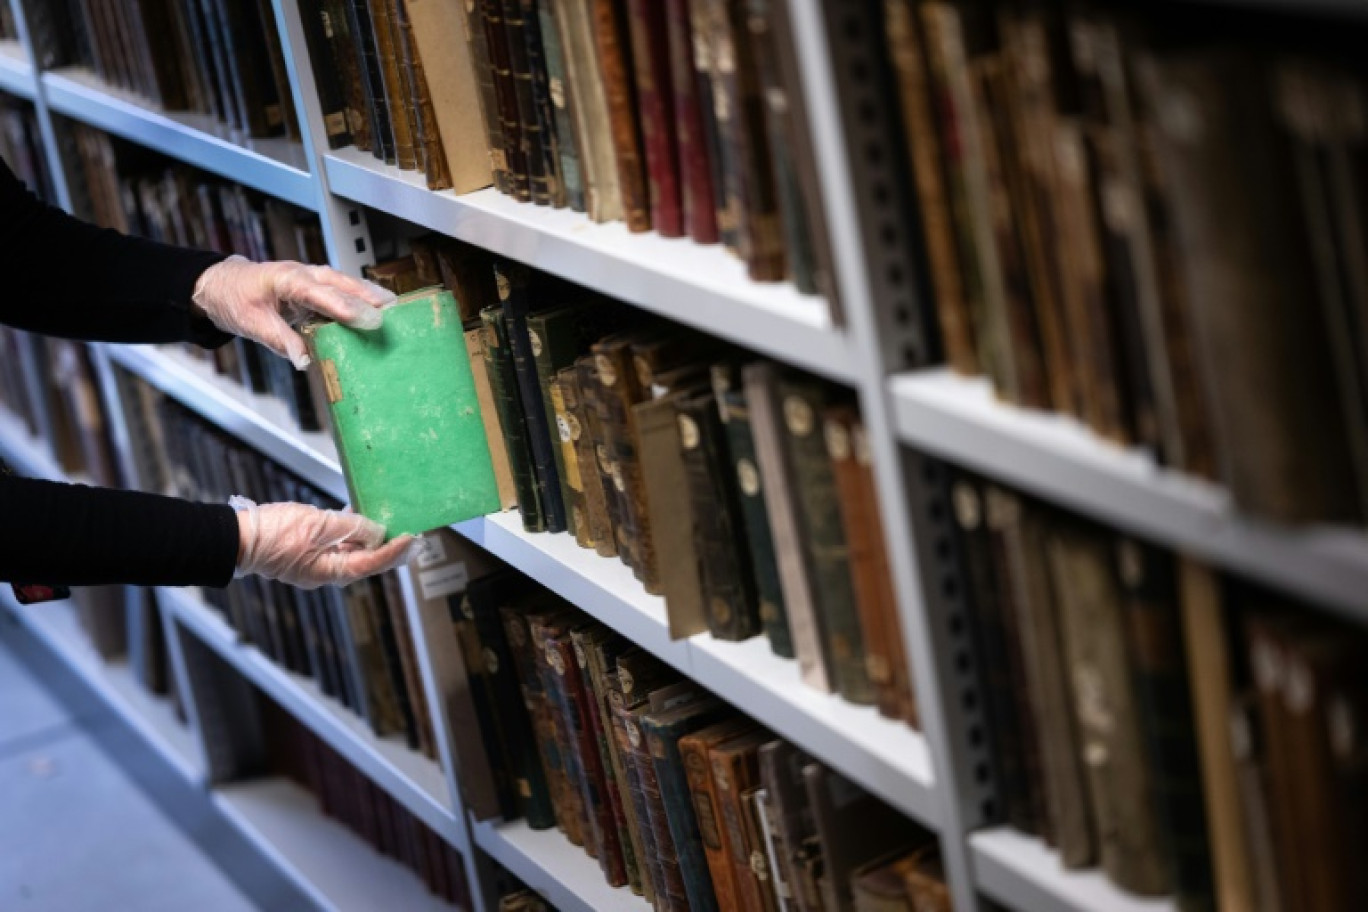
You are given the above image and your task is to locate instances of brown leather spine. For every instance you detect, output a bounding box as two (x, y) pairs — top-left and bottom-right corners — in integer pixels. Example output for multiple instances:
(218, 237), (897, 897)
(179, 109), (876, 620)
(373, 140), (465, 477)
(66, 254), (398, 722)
(591, 0), (650, 231)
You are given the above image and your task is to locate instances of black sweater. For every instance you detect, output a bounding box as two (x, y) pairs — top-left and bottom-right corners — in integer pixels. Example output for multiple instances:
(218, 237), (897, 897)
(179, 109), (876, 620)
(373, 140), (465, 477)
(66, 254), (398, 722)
(0, 160), (242, 588)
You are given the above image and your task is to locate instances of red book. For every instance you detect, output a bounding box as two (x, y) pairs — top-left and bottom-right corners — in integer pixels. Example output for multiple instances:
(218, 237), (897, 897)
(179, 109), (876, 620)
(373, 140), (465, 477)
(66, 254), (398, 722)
(626, 0), (683, 237)
(664, 0), (719, 244)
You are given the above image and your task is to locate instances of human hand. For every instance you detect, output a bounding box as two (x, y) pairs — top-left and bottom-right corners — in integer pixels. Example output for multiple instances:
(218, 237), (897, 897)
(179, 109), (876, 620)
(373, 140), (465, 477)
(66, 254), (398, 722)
(231, 496), (416, 589)
(192, 255), (394, 370)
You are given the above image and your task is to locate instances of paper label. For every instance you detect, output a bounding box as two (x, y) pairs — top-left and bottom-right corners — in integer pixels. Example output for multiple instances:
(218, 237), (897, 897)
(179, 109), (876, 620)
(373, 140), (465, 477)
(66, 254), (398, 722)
(415, 534), (447, 569)
(419, 562), (469, 600)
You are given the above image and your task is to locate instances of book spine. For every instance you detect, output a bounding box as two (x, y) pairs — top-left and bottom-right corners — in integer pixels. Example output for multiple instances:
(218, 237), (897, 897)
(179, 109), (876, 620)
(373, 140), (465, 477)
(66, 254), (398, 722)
(523, 0), (565, 206)
(663, 0), (718, 244)
(551, 371), (593, 547)
(626, 0), (683, 237)
(582, 642), (646, 892)
(369, 0), (418, 168)
(681, 735), (742, 909)
(346, 0), (394, 161)
(500, 0), (552, 204)
(397, 0), (452, 190)
(318, 0), (369, 150)
(645, 715), (724, 912)
(535, 0), (583, 210)
(591, 340), (650, 582)
(715, 376), (792, 657)
(491, 602), (566, 829)
(555, 0), (623, 221)
(466, 327), (520, 509)
(591, 0), (651, 231)
(482, 0), (533, 199)
(615, 700), (669, 905)
(481, 306), (546, 531)
(462, 0), (511, 191)
(576, 355), (623, 558)
(527, 619), (594, 851)
(710, 744), (767, 912)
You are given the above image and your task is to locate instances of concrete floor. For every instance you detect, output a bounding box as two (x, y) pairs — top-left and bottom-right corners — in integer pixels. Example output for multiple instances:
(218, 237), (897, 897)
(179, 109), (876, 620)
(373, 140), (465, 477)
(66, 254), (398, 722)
(0, 640), (260, 912)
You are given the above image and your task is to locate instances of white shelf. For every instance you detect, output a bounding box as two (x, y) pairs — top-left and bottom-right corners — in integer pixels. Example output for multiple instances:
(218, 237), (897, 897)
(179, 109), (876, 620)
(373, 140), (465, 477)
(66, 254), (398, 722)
(0, 39), (34, 100)
(971, 829), (1178, 912)
(472, 818), (649, 912)
(889, 369), (1368, 623)
(323, 148), (854, 384)
(155, 585), (460, 846)
(43, 68), (315, 210)
(459, 510), (941, 829)
(104, 344), (347, 502)
(216, 778), (457, 912)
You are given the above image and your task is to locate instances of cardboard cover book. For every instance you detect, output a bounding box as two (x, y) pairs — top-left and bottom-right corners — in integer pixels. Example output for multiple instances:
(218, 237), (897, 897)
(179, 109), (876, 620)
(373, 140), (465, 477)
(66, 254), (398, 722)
(304, 287), (500, 537)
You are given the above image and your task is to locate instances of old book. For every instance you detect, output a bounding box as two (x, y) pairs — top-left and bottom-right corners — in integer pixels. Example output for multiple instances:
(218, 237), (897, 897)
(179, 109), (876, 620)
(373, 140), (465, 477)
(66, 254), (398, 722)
(482, 0), (532, 199)
(553, 0), (623, 221)
(895, 846), (951, 912)
(805, 763), (924, 912)
(1118, 539), (1215, 911)
(852, 849), (915, 912)
(257, 0), (300, 139)
(681, 718), (759, 911)
(676, 389), (761, 641)
(1227, 694), (1285, 912)
(744, 361), (829, 691)
(304, 288), (500, 536)
(524, 0), (566, 206)
(363, 255), (423, 294)
(1048, 521), (1166, 895)
(777, 375), (872, 705)
(664, 0), (718, 244)
(535, 0), (582, 210)
(626, 0), (682, 236)
(482, 304), (546, 531)
(319, 0), (371, 149)
(592, 0), (650, 231)
(499, 0), (552, 203)
(465, 323), (520, 510)
(405, 0), (494, 192)
(1152, 51), (1358, 523)
(712, 728), (778, 912)
(592, 334), (652, 578)
(346, 0), (394, 161)
(460, 0), (510, 190)
(742, 786), (781, 912)
(368, 0), (418, 168)
(576, 354), (621, 557)
(393, 0), (435, 182)
(760, 740), (823, 912)
(561, 363), (613, 552)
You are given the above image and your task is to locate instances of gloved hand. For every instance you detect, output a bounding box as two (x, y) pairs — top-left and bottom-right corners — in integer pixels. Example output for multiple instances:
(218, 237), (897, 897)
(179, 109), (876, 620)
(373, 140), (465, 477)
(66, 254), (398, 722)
(192, 256), (394, 370)
(231, 496), (416, 589)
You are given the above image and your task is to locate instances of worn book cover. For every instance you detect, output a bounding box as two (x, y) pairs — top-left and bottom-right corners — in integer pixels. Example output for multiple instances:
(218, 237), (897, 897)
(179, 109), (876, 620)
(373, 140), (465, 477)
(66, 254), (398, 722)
(305, 287), (500, 537)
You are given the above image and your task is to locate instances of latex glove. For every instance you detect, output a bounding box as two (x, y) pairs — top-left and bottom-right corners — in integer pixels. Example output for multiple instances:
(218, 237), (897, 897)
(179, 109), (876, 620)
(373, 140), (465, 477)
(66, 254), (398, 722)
(192, 256), (394, 370)
(231, 496), (416, 589)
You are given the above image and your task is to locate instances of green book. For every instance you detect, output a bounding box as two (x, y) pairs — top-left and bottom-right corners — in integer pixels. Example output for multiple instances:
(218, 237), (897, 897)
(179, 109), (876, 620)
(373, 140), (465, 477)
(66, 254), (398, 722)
(303, 288), (500, 537)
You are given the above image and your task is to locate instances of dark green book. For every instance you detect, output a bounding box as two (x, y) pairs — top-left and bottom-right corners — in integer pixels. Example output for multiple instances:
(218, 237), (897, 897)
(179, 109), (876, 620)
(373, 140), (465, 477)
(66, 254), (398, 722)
(482, 303), (546, 532)
(304, 288), (500, 537)
(535, 0), (583, 210)
(496, 259), (568, 533)
(776, 372), (874, 705)
(713, 364), (792, 656)
(642, 697), (732, 912)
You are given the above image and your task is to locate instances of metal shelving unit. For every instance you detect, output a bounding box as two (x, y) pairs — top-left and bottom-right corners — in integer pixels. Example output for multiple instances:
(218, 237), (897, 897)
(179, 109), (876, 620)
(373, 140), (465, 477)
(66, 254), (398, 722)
(470, 819), (650, 912)
(0, 38), (33, 99)
(971, 830), (1178, 912)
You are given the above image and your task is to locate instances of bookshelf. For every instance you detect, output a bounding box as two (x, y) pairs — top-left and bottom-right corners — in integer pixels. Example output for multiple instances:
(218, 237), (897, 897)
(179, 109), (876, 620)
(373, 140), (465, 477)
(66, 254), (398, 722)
(0, 0), (1362, 910)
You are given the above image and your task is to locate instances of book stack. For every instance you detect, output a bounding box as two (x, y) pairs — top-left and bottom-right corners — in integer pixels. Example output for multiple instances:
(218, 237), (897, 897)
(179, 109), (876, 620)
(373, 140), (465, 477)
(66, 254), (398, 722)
(113, 369), (443, 760)
(352, 238), (916, 722)
(259, 693), (472, 906)
(879, 0), (1368, 527)
(41, 0), (299, 141)
(301, 0), (836, 300)
(67, 125), (330, 433)
(447, 565), (952, 910)
(945, 465), (1368, 909)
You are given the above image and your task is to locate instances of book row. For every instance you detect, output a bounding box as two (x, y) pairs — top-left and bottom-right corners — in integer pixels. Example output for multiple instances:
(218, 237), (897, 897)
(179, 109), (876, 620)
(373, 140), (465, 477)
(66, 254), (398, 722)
(947, 463), (1368, 911)
(879, 0), (1368, 527)
(299, 0), (837, 301)
(37, 0), (300, 140)
(351, 238), (917, 721)
(67, 124), (330, 433)
(112, 367), (444, 761)
(441, 541), (951, 911)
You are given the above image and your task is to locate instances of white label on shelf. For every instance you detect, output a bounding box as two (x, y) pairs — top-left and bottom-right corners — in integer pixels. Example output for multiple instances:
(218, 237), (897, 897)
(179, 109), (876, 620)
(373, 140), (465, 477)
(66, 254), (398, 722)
(419, 562), (469, 600)
(415, 534), (447, 569)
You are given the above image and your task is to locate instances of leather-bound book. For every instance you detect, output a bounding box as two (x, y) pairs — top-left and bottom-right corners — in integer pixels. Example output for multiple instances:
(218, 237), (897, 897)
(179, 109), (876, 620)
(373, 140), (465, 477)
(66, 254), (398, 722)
(744, 362), (829, 691)
(346, 0), (394, 161)
(1152, 51), (1358, 523)
(643, 698), (733, 912)
(777, 374), (873, 705)
(711, 728), (778, 912)
(461, 0), (511, 192)
(394, 0), (436, 184)
(851, 849), (915, 912)
(592, 334), (649, 574)
(258, 0), (300, 139)
(1048, 521), (1167, 896)
(676, 388), (761, 641)
(760, 740), (824, 912)
(321, 0), (371, 150)
(483, 0), (533, 199)
(592, 0), (651, 231)
(576, 354), (622, 557)
(214, 0), (287, 138)
(742, 787), (781, 912)
(885, 0), (973, 373)
(1118, 539), (1215, 911)
(535, 0), (583, 210)
(495, 260), (568, 532)
(362, 255), (422, 294)
(523, 0), (566, 206)
(563, 362), (615, 553)
(369, 0), (419, 168)
(753, 787), (796, 911)
(553, 0), (624, 221)
(1221, 698), (1286, 912)
(664, 0), (719, 244)
(482, 304), (546, 531)
(681, 719), (759, 910)
(895, 846), (951, 912)
(500, 0), (552, 204)
(465, 322), (520, 510)
(626, 0), (683, 237)
(552, 369), (594, 547)
(804, 763), (925, 912)
(827, 405), (913, 722)
(746, 0), (817, 292)
(713, 364), (792, 658)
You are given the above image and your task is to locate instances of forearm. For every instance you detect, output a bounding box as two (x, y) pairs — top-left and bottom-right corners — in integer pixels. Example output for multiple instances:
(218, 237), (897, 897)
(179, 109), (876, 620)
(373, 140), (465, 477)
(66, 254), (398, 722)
(0, 474), (239, 588)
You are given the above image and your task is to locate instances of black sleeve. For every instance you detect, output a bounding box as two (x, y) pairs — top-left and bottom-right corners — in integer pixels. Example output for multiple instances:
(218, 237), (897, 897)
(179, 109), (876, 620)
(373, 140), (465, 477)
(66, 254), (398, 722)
(0, 474), (240, 588)
(0, 158), (232, 348)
